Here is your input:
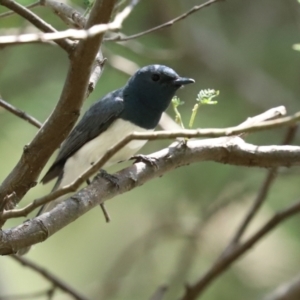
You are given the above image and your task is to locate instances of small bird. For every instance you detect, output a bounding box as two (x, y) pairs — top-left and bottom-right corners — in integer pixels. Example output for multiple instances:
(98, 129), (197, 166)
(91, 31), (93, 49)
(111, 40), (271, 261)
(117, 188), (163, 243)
(18, 65), (194, 255)
(39, 64), (194, 213)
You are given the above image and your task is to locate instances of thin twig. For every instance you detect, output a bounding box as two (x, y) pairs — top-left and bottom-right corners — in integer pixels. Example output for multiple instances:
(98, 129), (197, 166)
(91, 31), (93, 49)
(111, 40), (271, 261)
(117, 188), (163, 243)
(0, 287), (55, 300)
(0, 0), (39, 18)
(87, 52), (106, 97)
(10, 255), (88, 300)
(0, 98), (42, 129)
(180, 198), (300, 300)
(0, 0), (74, 52)
(264, 274), (300, 300)
(0, 0), (139, 45)
(226, 125), (298, 248)
(149, 286), (168, 300)
(105, 0), (223, 42)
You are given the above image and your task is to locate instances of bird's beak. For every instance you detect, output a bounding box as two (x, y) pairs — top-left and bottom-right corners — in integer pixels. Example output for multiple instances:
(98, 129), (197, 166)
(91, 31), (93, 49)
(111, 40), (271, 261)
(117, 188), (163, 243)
(173, 77), (195, 86)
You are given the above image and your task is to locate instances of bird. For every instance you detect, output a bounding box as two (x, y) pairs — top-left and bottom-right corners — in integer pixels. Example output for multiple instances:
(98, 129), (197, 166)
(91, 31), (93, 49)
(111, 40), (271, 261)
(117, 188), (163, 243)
(17, 64), (194, 255)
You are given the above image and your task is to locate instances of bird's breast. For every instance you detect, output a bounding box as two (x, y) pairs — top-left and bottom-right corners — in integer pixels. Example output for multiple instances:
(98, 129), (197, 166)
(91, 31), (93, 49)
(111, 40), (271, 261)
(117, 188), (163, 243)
(60, 119), (151, 188)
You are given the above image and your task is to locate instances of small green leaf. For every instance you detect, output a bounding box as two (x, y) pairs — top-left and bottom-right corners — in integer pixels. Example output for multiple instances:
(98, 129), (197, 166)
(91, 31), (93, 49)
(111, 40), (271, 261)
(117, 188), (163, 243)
(196, 89), (219, 104)
(188, 89), (219, 128)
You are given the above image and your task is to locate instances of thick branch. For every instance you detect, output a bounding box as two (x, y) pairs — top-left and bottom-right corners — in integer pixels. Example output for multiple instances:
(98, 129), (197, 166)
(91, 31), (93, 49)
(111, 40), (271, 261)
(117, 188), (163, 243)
(0, 0), (116, 212)
(1, 137), (300, 253)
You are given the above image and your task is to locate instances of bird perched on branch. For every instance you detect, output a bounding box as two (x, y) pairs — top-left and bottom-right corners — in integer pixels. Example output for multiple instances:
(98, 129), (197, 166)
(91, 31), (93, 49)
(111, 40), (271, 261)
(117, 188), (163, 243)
(18, 64), (194, 255)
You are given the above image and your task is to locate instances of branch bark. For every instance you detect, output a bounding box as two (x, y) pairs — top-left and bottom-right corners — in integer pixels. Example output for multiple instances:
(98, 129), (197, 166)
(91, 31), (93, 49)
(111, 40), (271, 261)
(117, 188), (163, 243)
(0, 0), (74, 52)
(180, 198), (300, 300)
(264, 275), (300, 300)
(1, 137), (300, 254)
(0, 0), (117, 213)
(0, 98), (42, 129)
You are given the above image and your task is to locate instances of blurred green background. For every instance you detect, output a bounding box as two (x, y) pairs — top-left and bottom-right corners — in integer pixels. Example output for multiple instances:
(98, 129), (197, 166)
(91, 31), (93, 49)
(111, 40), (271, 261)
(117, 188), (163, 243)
(1, 0), (300, 299)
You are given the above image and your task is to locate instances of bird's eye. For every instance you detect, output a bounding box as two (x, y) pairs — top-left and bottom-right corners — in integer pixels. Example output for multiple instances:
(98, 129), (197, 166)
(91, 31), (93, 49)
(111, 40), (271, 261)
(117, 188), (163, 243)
(151, 74), (160, 82)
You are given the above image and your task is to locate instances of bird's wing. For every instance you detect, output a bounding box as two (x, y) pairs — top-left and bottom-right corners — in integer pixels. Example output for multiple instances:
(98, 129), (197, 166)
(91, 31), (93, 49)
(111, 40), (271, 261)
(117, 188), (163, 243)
(41, 89), (124, 184)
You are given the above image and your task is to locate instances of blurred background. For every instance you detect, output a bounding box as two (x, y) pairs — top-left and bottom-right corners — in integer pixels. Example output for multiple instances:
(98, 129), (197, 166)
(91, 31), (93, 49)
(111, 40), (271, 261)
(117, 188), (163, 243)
(1, 0), (300, 299)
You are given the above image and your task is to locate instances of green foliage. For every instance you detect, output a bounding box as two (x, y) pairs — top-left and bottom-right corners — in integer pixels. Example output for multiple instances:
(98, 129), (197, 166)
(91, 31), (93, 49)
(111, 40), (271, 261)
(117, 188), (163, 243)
(172, 89), (219, 129)
(171, 96), (185, 128)
(189, 89), (219, 128)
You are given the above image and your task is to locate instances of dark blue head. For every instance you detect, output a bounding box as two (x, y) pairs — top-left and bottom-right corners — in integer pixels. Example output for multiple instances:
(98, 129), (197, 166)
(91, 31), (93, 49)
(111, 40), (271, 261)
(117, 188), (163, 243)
(122, 65), (194, 128)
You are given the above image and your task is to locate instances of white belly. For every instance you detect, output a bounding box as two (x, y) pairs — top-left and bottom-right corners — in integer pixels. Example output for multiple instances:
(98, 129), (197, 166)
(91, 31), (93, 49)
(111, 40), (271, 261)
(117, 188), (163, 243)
(59, 119), (150, 188)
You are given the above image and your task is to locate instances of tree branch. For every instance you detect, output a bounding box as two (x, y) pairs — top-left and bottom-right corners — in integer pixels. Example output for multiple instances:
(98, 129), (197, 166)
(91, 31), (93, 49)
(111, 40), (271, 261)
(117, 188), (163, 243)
(264, 274), (300, 300)
(105, 0), (224, 42)
(180, 198), (300, 300)
(42, 0), (86, 28)
(226, 125), (297, 247)
(0, 0), (139, 45)
(10, 255), (88, 300)
(0, 0), (116, 215)
(0, 288), (55, 300)
(0, 106), (292, 219)
(0, 0), (74, 52)
(0, 0), (39, 19)
(0, 98), (42, 129)
(1, 137), (300, 253)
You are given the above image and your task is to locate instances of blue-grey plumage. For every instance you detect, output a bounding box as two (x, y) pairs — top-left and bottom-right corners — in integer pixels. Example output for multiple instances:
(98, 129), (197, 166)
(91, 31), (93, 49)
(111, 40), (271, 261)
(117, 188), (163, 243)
(39, 65), (194, 212)
(16, 65), (194, 255)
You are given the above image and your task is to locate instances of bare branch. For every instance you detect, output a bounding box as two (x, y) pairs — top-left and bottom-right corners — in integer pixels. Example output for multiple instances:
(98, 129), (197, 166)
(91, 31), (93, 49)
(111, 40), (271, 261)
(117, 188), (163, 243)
(180, 198), (300, 300)
(0, 0), (139, 45)
(238, 106), (286, 127)
(0, 0), (74, 52)
(1, 137), (300, 252)
(226, 125), (297, 247)
(105, 0), (224, 42)
(0, 106), (293, 220)
(3, 138), (300, 221)
(0, 0), (117, 215)
(264, 274), (300, 300)
(0, 98), (42, 129)
(42, 0), (86, 28)
(87, 51), (106, 97)
(10, 255), (88, 300)
(149, 286), (168, 300)
(0, 288), (55, 300)
(0, 0), (39, 19)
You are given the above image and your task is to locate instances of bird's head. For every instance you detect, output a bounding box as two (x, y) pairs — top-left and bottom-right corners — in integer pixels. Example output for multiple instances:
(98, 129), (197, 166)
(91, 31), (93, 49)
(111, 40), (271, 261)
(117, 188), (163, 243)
(124, 65), (195, 113)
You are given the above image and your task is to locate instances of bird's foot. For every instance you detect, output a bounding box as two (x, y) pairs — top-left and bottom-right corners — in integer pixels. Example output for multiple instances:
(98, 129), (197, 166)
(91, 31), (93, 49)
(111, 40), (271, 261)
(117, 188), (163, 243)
(96, 169), (120, 188)
(131, 154), (159, 169)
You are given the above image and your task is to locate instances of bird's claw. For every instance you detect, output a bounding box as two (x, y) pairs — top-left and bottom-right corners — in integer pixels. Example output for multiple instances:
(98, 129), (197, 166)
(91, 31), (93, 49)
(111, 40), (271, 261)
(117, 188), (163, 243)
(96, 169), (120, 189)
(131, 154), (159, 169)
